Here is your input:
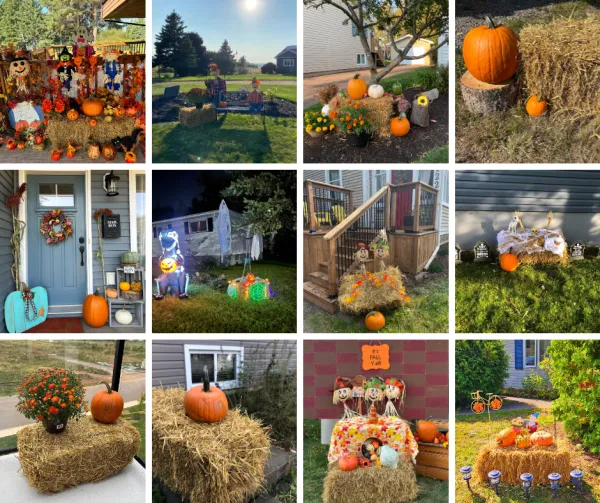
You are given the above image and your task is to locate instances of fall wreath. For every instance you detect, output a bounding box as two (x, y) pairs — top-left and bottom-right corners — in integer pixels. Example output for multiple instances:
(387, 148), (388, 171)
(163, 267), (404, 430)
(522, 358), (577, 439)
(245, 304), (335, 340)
(40, 209), (72, 244)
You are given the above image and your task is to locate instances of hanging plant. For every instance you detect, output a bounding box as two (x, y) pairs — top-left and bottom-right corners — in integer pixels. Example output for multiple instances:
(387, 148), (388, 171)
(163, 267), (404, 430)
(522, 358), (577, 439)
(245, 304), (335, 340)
(93, 208), (113, 300)
(5, 183), (27, 291)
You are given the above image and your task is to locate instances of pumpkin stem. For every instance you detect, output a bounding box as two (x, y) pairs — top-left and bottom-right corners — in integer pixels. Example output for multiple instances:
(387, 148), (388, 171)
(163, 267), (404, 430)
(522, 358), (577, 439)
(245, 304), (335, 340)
(94, 288), (102, 297)
(101, 381), (113, 394)
(353, 73), (360, 80)
(203, 366), (211, 393)
(485, 15), (496, 29)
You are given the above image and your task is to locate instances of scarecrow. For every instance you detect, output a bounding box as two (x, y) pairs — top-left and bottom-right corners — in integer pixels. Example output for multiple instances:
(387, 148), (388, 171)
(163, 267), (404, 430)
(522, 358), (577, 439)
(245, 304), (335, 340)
(384, 377), (406, 417)
(9, 56), (32, 95)
(248, 76), (263, 116)
(364, 376), (385, 414)
(369, 229), (389, 272)
(154, 229), (189, 300)
(350, 374), (366, 415)
(355, 241), (370, 273)
(332, 377), (357, 419)
(103, 49), (122, 92)
(72, 25), (95, 58)
(57, 47), (76, 92)
(206, 63), (226, 106)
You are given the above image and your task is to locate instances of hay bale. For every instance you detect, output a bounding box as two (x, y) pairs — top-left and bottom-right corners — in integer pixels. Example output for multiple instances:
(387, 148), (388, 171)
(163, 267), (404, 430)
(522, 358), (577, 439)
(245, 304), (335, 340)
(474, 441), (571, 485)
(323, 463), (418, 503)
(520, 18), (600, 116)
(328, 95), (394, 137)
(17, 415), (139, 493)
(46, 116), (135, 149)
(517, 250), (568, 265)
(179, 105), (217, 127)
(152, 387), (271, 503)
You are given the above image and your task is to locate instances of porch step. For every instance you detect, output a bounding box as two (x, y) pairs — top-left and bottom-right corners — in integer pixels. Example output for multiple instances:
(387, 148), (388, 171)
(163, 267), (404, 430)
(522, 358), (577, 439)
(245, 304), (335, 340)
(318, 261), (330, 274)
(303, 281), (338, 314)
(309, 271), (330, 289)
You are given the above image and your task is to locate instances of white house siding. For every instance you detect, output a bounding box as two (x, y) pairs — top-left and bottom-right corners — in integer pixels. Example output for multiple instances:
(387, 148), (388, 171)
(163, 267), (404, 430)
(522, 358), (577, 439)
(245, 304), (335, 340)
(304, 4), (371, 75)
(304, 169), (364, 209)
(440, 204), (449, 244)
(437, 33), (449, 67)
(503, 340), (549, 389)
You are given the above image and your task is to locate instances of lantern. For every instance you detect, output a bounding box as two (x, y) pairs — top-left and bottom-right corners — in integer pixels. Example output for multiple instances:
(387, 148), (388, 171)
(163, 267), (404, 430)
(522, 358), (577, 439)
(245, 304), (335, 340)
(548, 473), (561, 499)
(460, 466), (473, 491)
(103, 170), (120, 196)
(570, 469), (583, 493)
(520, 473), (533, 499)
(488, 470), (501, 495)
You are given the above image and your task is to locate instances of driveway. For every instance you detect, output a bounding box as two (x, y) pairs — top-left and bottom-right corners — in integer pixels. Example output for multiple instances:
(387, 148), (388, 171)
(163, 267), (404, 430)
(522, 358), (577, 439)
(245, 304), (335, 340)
(303, 64), (429, 107)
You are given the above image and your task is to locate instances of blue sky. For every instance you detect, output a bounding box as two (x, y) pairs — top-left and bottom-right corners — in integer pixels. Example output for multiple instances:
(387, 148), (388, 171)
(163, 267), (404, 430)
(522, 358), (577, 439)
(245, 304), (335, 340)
(153, 0), (297, 65)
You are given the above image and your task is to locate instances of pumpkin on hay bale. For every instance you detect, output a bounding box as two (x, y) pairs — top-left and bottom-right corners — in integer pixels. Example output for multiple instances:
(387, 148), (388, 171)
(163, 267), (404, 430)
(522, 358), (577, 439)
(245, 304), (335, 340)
(17, 415), (139, 493)
(327, 94), (394, 137)
(46, 116), (136, 149)
(520, 18), (600, 117)
(179, 104), (217, 127)
(323, 462), (418, 503)
(474, 440), (571, 485)
(152, 387), (271, 503)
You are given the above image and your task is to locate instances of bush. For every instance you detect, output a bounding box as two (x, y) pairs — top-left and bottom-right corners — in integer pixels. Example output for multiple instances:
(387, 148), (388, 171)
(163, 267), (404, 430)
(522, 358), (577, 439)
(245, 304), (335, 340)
(437, 65), (449, 94)
(261, 62), (277, 74)
(455, 340), (509, 407)
(409, 68), (442, 91)
(542, 341), (600, 454)
(522, 371), (558, 400)
(427, 261), (443, 273)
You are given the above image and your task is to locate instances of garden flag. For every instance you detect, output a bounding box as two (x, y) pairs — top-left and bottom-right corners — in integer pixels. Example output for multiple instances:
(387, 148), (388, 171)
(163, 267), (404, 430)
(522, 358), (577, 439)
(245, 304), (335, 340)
(216, 199), (231, 262)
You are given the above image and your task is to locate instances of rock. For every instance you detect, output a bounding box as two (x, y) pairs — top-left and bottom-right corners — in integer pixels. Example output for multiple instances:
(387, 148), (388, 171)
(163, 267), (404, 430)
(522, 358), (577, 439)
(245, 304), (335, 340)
(415, 272), (429, 281)
(163, 85), (180, 99)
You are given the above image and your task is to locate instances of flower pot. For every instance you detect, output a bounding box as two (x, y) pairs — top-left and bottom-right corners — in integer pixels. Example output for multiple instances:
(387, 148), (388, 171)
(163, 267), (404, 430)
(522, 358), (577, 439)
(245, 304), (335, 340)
(346, 132), (371, 148)
(43, 418), (68, 434)
(307, 130), (325, 138)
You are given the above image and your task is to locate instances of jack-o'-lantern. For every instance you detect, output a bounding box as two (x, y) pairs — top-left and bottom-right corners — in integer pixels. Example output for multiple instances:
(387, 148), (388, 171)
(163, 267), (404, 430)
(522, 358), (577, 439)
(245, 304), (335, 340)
(124, 151), (136, 164)
(88, 142), (101, 160)
(102, 143), (116, 161)
(67, 109), (79, 121)
(6, 139), (17, 150)
(160, 257), (178, 273)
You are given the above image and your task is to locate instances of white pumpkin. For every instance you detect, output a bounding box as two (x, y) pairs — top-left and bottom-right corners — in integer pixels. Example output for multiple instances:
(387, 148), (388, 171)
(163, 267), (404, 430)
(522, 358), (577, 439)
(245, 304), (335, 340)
(368, 84), (385, 99)
(321, 104), (330, 116)
(115, 308), (133, 325)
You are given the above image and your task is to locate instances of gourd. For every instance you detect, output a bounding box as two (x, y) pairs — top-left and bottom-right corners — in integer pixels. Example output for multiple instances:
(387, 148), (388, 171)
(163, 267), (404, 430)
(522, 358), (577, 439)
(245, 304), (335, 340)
(91, 382), (124, 423)
(367, 84), (385, 99)
(348, 74), (368, 100)
(121, 251), (139, 264)
(496, 427), (517, 447)
(365, 311), (385, 331)
(81, 98), (104, 117)
(6, 139), (16, 150)
(462, 16), (519, 84)
(115, 308), (133, 325)
(67, 109), (79, 121)
(120, 282), (131, 292)
(106, 288), (118, 299)
(417, 417), (437, 443)
(131, 281), (143, 293)
(338, 455), (359, 472)
(89, 119), (97, 127)
(390, 115), (410, 137)
(125, 151), (137, 164)
(516, 432), (531, 449)
(392, 82), (403, 95)
(88, 143), (101, 160)
(499, 253), (519, 272)
(83, 289), (108, 328)
(531, 431), (553, 447)
(126, 106), (137, 118)
(184, 366), (229, 423)
(102, 143), (116, 161)
(526, 96), (547, 117)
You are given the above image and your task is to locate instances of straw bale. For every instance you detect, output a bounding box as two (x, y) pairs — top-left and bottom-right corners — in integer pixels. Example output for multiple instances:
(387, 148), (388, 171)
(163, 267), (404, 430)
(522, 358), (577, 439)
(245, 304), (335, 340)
(474, 440), (571, 485)
(328, 95), (394, 137)
(323, 462), (418, 503)
(152, 387), (271, 503)
(520, 18), (600, 116)
(179, 105), (217, 127)
(516, 249), (568, 265)
(17, 415), (139, 493)
(46, 116), (135, 149)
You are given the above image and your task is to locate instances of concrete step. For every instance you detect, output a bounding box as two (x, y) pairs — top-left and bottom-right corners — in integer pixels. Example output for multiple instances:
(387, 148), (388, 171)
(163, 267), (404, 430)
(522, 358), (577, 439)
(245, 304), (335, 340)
(303, 281), (337, 314)
(309, 270), (329, 289)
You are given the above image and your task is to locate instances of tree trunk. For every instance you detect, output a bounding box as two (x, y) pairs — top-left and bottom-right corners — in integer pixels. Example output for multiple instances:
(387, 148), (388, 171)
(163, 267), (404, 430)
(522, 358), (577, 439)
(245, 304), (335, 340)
(410, 101), (429, 127)
(460, 71), (518, 115)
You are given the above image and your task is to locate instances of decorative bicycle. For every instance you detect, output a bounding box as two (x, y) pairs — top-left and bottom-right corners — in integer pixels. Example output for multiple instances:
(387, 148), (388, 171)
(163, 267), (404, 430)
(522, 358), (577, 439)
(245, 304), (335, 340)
(471, 390), (503, 417)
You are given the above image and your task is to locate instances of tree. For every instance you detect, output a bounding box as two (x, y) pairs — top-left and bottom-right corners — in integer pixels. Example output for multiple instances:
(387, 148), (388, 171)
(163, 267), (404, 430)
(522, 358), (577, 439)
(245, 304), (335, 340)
(261, 62), (277, 74)
(173, 35), (197, 77)
(153, 11), (187, 75)
(0, 0), (49, 47)
(236, 55), (249, 75)
(40, 0), (105, 44)
(186, 32), (210, 76)
(304, 0), (448, 84)
(214, 39), (236, 75)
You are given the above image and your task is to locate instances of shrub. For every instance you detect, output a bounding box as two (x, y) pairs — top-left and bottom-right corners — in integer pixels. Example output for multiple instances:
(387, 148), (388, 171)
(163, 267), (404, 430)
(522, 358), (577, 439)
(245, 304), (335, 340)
(455, 340), (509, 407)
(522, 371), (558, 400)
(427, 261), (443, 273)
(317, 83), (339, 105)
(261, 62), (277, 74)
(542, 341), (600, 454)
(409, 68), (442, 91)
(437, 65), (449, 94)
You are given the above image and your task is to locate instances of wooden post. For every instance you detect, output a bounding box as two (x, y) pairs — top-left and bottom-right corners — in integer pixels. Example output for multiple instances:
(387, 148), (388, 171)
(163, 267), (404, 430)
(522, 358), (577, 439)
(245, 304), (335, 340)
(384, 186), (390, 231)
(306, 181), (316, 231)
(414, 183), (422, 233)
(431, 188), (438, 231)
(390, 187), (397, 231)
(327, 239), (337, 297)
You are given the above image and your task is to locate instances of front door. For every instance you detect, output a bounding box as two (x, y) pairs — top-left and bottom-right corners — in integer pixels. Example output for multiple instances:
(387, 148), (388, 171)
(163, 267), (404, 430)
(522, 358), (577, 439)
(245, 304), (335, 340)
(27, 175), (87, 315)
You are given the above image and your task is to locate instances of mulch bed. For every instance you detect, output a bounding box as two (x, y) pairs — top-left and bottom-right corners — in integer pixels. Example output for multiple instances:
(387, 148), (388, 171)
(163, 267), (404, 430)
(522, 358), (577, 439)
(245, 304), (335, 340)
(304, 89), (448, 163)
(153, 92), (296, 124)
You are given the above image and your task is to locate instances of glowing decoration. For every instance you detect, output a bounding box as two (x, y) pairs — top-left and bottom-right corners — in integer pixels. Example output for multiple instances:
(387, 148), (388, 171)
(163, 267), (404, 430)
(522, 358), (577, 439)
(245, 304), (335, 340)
(154, 230), (189, 300)
(227, 275), (271, 302)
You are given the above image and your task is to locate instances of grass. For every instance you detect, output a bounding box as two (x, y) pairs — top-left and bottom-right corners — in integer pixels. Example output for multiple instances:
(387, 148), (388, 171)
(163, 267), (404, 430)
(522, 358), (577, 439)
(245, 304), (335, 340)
(152, 68), (296, 82)
(152, 263), (297, 333)
(414, 145), (449, 163)
(455, 261), (600, 333)
(305, 273), (448, 333)
(304, 419), (448, 503)
(152, 82), (297, 102)
(455, 406), (600, 502)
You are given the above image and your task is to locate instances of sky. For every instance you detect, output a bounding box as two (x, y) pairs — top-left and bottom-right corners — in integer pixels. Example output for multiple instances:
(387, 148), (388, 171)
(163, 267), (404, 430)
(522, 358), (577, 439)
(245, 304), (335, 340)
(153, 0), (297, 65)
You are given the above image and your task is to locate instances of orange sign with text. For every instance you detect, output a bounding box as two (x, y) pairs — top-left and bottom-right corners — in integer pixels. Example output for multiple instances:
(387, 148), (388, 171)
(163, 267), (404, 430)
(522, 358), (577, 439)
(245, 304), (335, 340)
(361, 344), (390, 370)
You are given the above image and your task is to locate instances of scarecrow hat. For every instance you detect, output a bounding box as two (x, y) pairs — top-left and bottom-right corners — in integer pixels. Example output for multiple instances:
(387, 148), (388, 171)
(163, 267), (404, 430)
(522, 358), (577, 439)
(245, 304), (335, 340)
(332, 376), (352, 391)
(350, 374), (366, 388)
(357, 242), (368, 251)
(209, 63), (220, 73)
(365, 376), (385, 391)
(386, 378), (404, 388)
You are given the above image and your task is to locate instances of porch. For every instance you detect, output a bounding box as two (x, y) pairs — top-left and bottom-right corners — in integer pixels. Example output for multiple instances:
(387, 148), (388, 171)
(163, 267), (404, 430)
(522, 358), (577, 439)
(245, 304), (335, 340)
(303, 179), (439, 313)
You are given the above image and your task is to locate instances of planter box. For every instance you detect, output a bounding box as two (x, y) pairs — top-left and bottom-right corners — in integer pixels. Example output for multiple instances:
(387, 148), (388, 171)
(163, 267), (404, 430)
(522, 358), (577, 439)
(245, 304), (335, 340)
(415, 443), (449, 480)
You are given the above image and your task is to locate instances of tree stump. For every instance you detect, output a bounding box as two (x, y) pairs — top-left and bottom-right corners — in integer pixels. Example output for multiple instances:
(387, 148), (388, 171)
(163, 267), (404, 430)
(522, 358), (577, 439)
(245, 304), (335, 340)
(410, 101), (430, 127)
(460, 70), (518, 115)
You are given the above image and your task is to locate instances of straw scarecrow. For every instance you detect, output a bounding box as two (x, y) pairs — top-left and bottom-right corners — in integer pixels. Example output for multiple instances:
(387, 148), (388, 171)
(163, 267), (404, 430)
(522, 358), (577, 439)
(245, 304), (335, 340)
(332, 377), (358, 419)
(384, 377), (406, 417)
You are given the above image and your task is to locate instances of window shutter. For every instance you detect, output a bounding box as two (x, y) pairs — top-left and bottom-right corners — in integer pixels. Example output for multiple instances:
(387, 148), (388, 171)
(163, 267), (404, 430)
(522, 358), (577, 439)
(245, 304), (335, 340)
(352, 24), (357, 37)
(184, 222), (189, 235)
(208, 218), (214, 232)
(514, 341), (523, 369)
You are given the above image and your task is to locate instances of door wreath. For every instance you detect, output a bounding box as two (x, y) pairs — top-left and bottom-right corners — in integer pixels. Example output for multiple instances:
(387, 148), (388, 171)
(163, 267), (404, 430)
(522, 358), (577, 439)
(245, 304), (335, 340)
(40, 209), (73, 244)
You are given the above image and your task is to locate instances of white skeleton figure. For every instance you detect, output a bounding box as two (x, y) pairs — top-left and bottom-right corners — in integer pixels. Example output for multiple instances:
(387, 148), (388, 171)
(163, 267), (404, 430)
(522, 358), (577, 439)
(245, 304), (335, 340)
(332, 377), (357, 419)
(508, 214), (520, 233)
(384, 378), (406, 417)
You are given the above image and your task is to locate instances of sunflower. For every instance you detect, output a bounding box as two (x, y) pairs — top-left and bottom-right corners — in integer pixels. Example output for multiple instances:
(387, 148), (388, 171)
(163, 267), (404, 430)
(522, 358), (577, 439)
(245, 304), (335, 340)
(417, 95), (429, 106)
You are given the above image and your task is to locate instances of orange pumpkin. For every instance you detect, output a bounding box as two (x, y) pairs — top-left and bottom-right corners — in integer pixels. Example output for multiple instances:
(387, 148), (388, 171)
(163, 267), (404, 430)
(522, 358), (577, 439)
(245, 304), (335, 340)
(81, 98), (104, 117)
(338, 455), (359, 472)
(516, 433), (531, 449)
(88, 143), (101, 160)
(531, 431), (553, 447)
(125, 151), (137, 164)
(102, 143), (116, 161)
(496, 427), (517, 447)
(526, 96), (547, 117)
(17, 141), (25, 150)
(417, 417), (438, 443)
(106, 288), (118, 299)
(6, 139), (16, 150)
(500, 253), (519, 272)
(91, 382), (124, 423)
(50, 149), (62, 161)
(348, 74), (368, 100)
(390, 115), (410, 137)
(463, 16), (519, 84)
(114, 106), (126, 118)
(365, 311), (385, 331)
(126, 106), (137, 118)
(89, 119), (97, 127)
(184, 366), (229, 423)
(83, 289), (108, 328)
(67, 109), (79, 121)
(120, 282), (131, 292)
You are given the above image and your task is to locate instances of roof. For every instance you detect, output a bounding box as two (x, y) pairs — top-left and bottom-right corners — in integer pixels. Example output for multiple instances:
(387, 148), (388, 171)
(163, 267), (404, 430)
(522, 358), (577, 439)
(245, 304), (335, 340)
(153, 210), (241, 226)
(274, 45), (297, 58)
(101, 0), (145, 19)
(385, 35), (434, 46)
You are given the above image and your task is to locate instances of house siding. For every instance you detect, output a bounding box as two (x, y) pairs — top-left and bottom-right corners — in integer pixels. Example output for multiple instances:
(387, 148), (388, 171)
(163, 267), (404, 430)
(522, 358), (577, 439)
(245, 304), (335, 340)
(389, 38), (432, 66)
(152, 339), (297, 389)
(304, 169), (364, 209)
(440, 204), (449, 244)
(276, 50), (297, 75)
(304, 340), (448, 421)
(503, 340), (548, 389)
(456, 170), (600, 247)
(437, 33), (449, 66)
(0, 170), (16, 333)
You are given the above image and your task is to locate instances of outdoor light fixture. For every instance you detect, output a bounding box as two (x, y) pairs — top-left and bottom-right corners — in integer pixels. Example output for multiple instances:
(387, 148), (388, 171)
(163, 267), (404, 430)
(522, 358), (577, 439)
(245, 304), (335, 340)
(570, 469), (583, 493)
(460, 466), (473, 491)
(103, 171), (120, 197)
(488, 470), (501, 495)
(520, 473), (533, 499)
(548, 472), (561, 499)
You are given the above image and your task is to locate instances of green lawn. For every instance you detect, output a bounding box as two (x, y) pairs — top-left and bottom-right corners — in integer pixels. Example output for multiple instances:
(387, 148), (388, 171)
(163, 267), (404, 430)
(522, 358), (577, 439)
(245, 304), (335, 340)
(304, 420), (448, 503)
(153, 82), (297, 103)
(456, 406), (599, 502)
(305, 273), (448, 333)
(456, 261), (600, 333)
(152, 263), (297, 333)
(154, 73), (296, 82)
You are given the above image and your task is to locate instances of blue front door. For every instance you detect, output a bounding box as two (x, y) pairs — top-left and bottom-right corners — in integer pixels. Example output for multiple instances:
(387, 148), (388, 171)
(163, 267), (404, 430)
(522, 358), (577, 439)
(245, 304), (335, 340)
(27, 175), (87, 314)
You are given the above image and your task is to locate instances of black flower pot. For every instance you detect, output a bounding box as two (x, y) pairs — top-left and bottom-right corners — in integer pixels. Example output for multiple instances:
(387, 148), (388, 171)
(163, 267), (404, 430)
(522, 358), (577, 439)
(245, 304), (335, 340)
(346, 132), (371, 148)
(43, 418), (68, 434)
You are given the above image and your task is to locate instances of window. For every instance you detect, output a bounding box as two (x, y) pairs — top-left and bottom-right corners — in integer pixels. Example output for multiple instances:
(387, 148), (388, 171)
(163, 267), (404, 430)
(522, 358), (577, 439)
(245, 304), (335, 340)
(356, 53), (367, 65)
(38, 183), (75, 207)
(326, 170), (341, 186)
(524, 340), (536, 367)
(184, 345), (243, 390)
(283, 58), (295, 67)
(373, 170), (387, 191)
(539, 340), (551, 363)
(352, 24), (369, 38)
(185, 218), (213, 234)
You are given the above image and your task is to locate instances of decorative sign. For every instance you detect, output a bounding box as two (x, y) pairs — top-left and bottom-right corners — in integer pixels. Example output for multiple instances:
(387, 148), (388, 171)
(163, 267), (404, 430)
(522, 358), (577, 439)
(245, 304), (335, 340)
(473, 241), (491, 263)
(570, 240), (585, 261)
(123, 266), (136, 274)
(455, 244), (462, 263)
(361, 344), (390, 370)
(102, 214), (121, 238)
(8, 102), (43, 128)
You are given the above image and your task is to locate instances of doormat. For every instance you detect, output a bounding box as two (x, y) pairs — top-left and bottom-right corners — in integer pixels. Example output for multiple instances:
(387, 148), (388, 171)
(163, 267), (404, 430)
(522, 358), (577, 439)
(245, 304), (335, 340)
(25, 317), (84, 333)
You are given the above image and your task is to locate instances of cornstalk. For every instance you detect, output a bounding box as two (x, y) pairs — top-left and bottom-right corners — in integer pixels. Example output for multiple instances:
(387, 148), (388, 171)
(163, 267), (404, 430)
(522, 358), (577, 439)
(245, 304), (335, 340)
(96, 218), (107, 300)
(10, 208), (26, 291)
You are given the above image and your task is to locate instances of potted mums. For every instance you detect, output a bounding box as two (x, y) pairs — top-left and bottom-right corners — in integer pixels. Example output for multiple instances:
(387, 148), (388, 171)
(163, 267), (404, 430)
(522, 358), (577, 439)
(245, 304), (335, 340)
(16, 368), (87, 434)
(187, 88), (211, 109)
(305, 110), (335, 137)
(333, 100), (375, 147)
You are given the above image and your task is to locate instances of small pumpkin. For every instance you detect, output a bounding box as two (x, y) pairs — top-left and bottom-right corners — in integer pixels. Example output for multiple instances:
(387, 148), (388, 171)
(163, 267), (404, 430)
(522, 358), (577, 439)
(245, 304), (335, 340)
(115, 308), (133, 325)
(365, 311), (385, 331)
(114, 106), (126, 118)
(50, 149), (62, 161)
(516, 432), (531, 449)
(496, 427), (517, 447)
(125, 151), (137, 164)
(6, 138), (17, 150)
(120, 281), (131, 292)
(121, 251), (139, 264)
(526, 96), (547, 117)
(81, 98), (104, 117)
(531, 431), (553, 447)
(67, 109), (79, 121)
(91, 381), (124, 424)
(184, 365), (229, 423)
(131, 281), (143, 293)
(500, 253), (519, 272)
(367, 84), (385, 99)
(106, 288), (118, 299)
(88, 143), (101, 160)
(390, 115), (410, 137)
(89, 119), (97, 127)
(126, 106), (137, 118)
(83, 289), (109, 328)
(338, 455), (359, 472)
(34, 134), (44, 145)
(417, 417), (438, 443)
(219, 101), (228, 108)
(348, 73), (368, 100)
(360, 458), (371, 468)
(102, 143), (116, 161)
(17, 141), (25, 150)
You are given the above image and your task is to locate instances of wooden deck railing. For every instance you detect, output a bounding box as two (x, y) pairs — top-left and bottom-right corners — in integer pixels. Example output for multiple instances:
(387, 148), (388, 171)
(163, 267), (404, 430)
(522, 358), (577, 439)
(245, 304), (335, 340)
(389, 181), (438, 233)
(303, 179), (353, 232)
(47, 40), (146, 59)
